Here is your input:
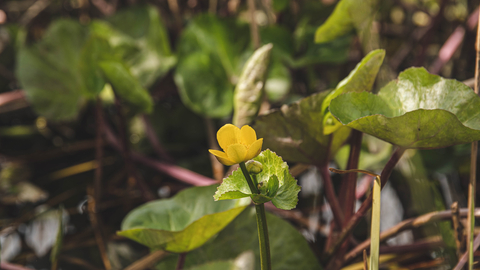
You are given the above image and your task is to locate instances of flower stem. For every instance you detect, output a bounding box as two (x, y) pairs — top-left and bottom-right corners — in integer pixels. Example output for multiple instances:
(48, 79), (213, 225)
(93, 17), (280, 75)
(239, 162), (272, 270)
(239, 162), (259, 194)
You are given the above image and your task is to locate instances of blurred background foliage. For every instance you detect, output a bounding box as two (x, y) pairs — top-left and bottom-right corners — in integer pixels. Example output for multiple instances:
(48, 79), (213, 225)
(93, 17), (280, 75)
(0, 0), (480, 269)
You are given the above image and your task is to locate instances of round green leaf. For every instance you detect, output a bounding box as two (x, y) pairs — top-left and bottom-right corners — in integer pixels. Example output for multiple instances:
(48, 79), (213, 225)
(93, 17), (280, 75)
(174, 51), (234, 118)
(156, 208), (322, 270)
(118, 185), (248, 253)
(330, 67), (480, 149)
(16, 20), (89, 121)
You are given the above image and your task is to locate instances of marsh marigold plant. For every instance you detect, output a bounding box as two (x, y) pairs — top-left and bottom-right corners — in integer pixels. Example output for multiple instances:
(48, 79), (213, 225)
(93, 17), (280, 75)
(209, 124), (263, 166)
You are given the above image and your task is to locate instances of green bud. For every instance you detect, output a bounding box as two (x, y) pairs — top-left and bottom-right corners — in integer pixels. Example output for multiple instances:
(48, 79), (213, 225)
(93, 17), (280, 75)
(246, 160), (263, 174)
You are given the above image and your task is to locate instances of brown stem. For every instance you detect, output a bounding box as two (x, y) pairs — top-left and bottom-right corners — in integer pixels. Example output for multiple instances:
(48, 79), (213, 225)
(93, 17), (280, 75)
(175, 253), (187, 270)
(454, 232), (480, 270)
(94, 98), (104, 204)
(341, 130), (363, 222)
(323, 147), (405, 263)
(87, 186), (112, 270)
(124, 250), (168, 270)
(0, 262), (36, 270)
(205, 118), (224, 181)
(331, 131), (362, 267)
(345, 208), (480, 263)
(451, 202), (466, 257)
(318, 164), (344, 229)
(114, 96), (155, 201)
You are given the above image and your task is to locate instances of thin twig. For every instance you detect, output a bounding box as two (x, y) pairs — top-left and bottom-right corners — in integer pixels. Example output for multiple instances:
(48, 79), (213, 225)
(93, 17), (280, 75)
(451, 202), (466, 257)
(467, 8), (480, 270)
(318, 164), (344, 228)
(248, 0), (260, 49)
(86, 186), (112, 270)
(323, 147), (405, 263)
(114, 96), (155, 201)
(0, 262), (34, 270)
(123, 250), (168, 270)
(60, 255), (104, 270)
(454, 232), (480, 270)
(344, 208), (480, 263)
(429, 26), (465, 74)
(94, 98), (104, 204)
(363, 250), (368, 270)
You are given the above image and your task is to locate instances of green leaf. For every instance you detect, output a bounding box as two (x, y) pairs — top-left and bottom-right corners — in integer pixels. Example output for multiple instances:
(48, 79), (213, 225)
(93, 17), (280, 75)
(156, 208), (322, 270)
(16, 19), (89, 121)
(214, 149), (300, 210)
(314, 0), (377, 45)
(254, 91), (351, 164)
(99, 61), (154, 113)
(233, 44), (273, 127)
(118, 185), (249, 253)
(330, 67), (480, 149)
(79, 36), (112, 96)
(106, 5), (176, 87)
(177, 14), (249, 77)
(174, 52), (234, 118)
(175, 15), (249, 118)
(322, 49), (385, 135)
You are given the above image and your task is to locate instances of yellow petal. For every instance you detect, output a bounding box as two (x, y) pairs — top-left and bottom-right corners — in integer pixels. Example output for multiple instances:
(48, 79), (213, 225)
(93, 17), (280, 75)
(240, 125), (257, 146)
(244, 139), (263, 161)
(209, 149), (236, 166)
(217, 124), (241, 151)
(226, 144), (248, 164)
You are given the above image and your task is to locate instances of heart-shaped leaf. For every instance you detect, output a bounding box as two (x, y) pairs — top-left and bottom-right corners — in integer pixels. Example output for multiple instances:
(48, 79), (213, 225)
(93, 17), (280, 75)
(214, 149), (300, 210)
(118, 185), (248, 253)
(155, 208), (322, 270)
(174, 15), (249, 118)
(330, 67), (480, 149)
(321, 49), (385, 134)
(16, 20), (89, 121)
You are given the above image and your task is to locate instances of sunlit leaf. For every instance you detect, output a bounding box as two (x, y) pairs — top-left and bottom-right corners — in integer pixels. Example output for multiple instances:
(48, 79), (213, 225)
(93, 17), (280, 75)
(322, 49), (385, 135)
(118, 185), (249, 253)
(214, 150), (300, 210)
(156, 208), (322, 270)
(330, 67), (480, 149)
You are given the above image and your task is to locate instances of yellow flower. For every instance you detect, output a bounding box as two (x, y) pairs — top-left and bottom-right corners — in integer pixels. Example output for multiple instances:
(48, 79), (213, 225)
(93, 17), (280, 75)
(209, 124), (263, 166)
